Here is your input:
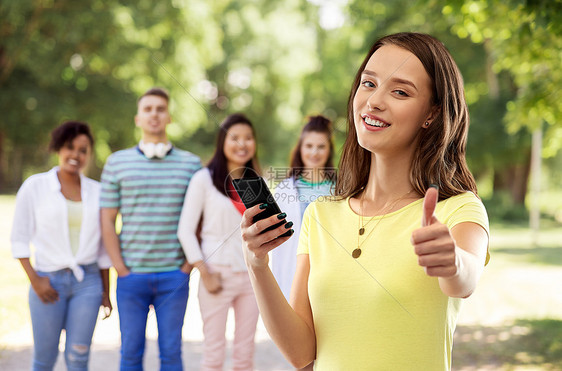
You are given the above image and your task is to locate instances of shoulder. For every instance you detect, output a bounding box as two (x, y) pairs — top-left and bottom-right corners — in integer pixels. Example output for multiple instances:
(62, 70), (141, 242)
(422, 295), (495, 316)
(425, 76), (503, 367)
(281, 177), (294, 186)
(439, 191), (489, 231)
(111, 147), (138, 157)
(274, 177), (295, 193)
(170, 148), (201, 163)
(23, 169), (51, 183)
(440, 192), (484, 210)
(105, 147), (139, 164)
(19, 170), (51, 190)
(191, 167), (211, 183)
(306, 195), (346, 216)
(16, 169), (58, 199)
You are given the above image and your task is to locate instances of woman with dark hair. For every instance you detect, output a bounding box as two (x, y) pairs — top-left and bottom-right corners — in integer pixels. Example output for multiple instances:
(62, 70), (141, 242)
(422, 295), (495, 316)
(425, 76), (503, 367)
(240, 32), (490, 370)
(178, 113), (265, 371)
(271, 115), (336, 301)
(11, 121), (112, 370)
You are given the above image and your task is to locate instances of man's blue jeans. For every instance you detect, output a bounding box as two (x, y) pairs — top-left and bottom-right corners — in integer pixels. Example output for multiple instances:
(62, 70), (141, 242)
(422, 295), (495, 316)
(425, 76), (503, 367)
(28, 263), (102, 371)
(116, 269), (190, 371)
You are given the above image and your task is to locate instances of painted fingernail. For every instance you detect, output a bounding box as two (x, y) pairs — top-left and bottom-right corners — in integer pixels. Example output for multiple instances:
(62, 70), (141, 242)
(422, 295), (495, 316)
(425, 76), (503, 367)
(259, 203), (268, 209)
(284, 221), (293, 229)
(290, 229), (295, 235)
(277, 212), (287, 220)
(429, 184), (439, 189)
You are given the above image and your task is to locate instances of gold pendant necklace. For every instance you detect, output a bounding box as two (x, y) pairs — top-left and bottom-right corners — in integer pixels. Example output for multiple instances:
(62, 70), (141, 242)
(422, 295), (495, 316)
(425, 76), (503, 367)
(353, 188), (415, 259)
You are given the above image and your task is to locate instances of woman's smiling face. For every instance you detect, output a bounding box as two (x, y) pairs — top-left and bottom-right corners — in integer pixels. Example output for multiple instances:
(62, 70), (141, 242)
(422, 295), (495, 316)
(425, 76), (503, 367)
(223, 123), (256, 168)
(57, 134), (92, 176)
(300, 131), (331, 170)
(353, 44), (437, 157)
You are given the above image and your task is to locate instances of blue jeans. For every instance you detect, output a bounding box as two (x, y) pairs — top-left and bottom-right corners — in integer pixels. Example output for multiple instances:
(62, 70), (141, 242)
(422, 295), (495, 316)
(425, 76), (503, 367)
(29, 263), (102, 371)
(116, 269), (190, 371)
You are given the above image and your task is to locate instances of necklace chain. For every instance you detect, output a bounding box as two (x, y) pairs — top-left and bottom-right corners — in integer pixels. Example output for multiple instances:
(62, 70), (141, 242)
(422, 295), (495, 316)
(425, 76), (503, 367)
(353, 188), (415, 259)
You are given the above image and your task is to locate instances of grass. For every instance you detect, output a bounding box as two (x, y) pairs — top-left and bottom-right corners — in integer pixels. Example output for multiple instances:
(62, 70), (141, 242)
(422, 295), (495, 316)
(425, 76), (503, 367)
(452, 220), (562, 370)
(454, 319), (562, 370)
(0, 196), (31, 346)
(1, 194), (561, 369)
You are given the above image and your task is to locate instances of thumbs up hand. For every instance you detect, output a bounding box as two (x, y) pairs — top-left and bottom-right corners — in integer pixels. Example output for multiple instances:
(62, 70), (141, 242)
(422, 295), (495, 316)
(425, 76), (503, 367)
(421, 184), (439, 227)
(411, 186), (460, 278)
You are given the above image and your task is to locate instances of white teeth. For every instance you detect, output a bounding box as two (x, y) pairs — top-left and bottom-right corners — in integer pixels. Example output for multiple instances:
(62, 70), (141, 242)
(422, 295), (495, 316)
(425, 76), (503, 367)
(68, 159), (79, 165)
(363, 116), (390, 127)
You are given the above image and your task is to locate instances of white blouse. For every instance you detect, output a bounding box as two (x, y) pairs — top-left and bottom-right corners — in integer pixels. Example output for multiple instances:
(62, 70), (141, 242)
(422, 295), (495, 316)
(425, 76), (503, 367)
(11, 167), (111, 281)
(177, 168), (247, 272)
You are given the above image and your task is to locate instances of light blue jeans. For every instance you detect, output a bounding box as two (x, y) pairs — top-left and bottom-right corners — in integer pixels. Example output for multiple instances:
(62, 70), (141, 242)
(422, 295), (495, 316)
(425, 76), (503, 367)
(116, 269), (190, 371)
(28, 263), (102, 371)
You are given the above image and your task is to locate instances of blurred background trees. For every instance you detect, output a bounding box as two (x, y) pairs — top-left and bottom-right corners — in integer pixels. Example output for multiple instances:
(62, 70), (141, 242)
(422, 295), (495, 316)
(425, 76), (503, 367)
(1, 0), (561, 222)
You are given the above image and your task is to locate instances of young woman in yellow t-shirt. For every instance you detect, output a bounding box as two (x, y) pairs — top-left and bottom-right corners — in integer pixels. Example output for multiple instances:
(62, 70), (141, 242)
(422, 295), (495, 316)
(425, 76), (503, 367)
(240, 32), (489, 370)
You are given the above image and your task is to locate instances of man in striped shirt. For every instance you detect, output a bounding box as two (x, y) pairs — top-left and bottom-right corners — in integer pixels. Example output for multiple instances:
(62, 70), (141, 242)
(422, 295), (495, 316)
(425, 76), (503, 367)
(100, 87), (201, 370)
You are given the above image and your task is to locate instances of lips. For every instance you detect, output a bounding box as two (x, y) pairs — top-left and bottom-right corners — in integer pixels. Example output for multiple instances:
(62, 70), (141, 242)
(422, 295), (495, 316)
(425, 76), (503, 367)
(361, 114), (391, 128)
(306, 157), (322, 163)
(68, 159), (79, 166)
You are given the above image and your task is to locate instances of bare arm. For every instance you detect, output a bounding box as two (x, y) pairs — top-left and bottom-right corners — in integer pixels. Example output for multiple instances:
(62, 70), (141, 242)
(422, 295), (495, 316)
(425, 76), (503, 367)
(412, 187), (488, 298)
(241, 204), (316, 368)
(441, 222), (487, 297)
(100, 207), (129, 277)
(99, 268), (112, 318)
(177, 170), (206, 275)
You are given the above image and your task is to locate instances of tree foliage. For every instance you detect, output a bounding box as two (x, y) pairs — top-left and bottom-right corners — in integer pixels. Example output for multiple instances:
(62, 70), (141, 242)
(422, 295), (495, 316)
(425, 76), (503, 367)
(441, 0), (562, 158)
(1, 0), (560, 209)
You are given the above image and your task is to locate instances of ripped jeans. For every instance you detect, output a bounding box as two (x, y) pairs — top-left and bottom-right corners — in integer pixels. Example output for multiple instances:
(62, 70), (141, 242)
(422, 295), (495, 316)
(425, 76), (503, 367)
(28, 263), (102, 371)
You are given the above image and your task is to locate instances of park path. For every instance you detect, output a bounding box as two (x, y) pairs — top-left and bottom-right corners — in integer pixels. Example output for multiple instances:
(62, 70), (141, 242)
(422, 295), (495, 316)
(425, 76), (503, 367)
(0, 272), (292, 371)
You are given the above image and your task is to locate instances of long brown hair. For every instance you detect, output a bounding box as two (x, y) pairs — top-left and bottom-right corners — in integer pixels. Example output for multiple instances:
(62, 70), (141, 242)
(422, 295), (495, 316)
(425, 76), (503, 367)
(288, 115), (336, 181)
(335, 32), (477, 200)
(207, 113), (261, 199)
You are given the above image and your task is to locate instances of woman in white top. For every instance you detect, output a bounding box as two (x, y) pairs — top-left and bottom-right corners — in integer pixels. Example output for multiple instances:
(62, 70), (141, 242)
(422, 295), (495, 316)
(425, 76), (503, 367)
(178, 113), (277, 371)
(11, 121), (112, 371)
(272, 115), (336, 301)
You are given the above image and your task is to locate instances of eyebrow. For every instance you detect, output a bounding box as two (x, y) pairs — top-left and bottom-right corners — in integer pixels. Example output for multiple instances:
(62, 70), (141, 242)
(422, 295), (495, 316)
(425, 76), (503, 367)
(142, 103), (167, 109)
(361, 70), (418, 92)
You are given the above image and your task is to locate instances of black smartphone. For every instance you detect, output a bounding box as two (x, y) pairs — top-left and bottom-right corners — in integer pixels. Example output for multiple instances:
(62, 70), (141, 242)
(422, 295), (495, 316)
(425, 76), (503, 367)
(231, 177), (292, 238)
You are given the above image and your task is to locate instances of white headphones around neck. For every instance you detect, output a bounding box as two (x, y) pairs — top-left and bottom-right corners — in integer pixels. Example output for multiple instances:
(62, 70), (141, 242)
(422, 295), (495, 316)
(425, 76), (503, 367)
(139, 140), (172, 159)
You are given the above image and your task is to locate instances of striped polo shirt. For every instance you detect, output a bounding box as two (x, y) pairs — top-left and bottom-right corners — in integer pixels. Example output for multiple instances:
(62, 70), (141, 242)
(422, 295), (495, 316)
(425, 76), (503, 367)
(100, 147), (201, 272)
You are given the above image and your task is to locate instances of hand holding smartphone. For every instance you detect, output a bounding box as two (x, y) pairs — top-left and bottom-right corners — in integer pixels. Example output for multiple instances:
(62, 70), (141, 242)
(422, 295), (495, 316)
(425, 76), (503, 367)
(232, 177), (292, 238)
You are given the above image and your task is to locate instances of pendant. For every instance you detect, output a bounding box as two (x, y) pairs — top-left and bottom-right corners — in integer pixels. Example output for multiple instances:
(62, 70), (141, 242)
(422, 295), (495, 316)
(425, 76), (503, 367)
(359, 227), (365, 235)
(352, 248), (362, 258)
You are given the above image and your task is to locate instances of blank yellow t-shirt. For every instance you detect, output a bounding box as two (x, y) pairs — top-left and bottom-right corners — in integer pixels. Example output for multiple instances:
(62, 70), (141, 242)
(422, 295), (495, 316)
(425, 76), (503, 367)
(297, 192), (489, 370)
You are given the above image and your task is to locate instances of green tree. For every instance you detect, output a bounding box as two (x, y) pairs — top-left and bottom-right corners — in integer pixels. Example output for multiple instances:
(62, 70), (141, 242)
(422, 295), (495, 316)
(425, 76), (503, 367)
(0, 0), (223, 189)
(344, 0), (561, 206)
(439, 0), (562, 203)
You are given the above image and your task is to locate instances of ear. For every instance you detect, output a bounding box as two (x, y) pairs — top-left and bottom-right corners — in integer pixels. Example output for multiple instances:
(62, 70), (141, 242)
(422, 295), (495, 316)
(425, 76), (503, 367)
(134, 114), (140, 128)
(422, 105), (440, 129)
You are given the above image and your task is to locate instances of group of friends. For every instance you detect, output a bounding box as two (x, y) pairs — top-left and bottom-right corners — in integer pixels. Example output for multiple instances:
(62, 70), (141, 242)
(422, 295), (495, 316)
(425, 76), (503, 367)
(11, 32), (490, 371)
